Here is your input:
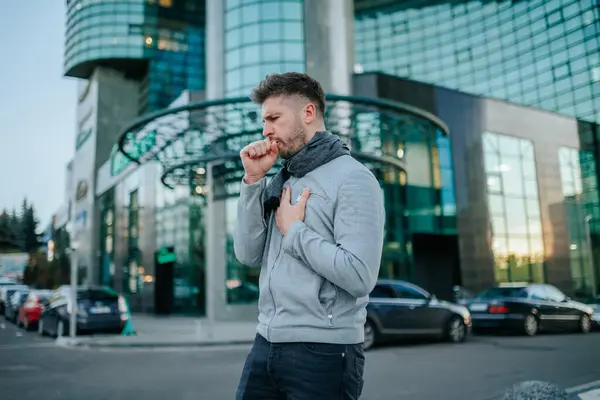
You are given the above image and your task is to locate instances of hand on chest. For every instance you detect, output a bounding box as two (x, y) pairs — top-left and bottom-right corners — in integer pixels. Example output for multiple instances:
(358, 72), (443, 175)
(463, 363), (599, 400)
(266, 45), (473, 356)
(275, 181), (333, 237)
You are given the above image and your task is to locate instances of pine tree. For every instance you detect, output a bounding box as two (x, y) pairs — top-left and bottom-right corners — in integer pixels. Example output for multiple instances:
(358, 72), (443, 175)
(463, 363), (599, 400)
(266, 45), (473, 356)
(9, 209), (22, 249)
(0, 210), (9, 241)
(20, 199), (40, 254)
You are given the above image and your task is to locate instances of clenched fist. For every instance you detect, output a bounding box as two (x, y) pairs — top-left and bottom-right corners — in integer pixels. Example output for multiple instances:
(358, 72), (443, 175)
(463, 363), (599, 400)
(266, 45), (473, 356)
(240, 138), (279, 184)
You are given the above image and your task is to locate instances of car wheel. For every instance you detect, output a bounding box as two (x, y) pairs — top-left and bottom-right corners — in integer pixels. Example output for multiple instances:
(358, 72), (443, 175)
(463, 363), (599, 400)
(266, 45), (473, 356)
(363, 319), (376, 351)
(579, 314), (592, 334)
(446, 315), (467, 343)
(523, 314), (538, 336)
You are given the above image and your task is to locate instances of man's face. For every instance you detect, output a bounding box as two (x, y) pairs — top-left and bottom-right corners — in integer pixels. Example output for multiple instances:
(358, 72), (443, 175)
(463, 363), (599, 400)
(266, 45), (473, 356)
(261, 96), (307, 159)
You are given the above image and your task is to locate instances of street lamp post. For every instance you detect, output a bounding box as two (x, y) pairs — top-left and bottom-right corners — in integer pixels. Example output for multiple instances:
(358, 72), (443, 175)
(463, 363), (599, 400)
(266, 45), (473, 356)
(205, 160), (217, 338)
(584, 215), (597, 299)
(64, 222), (80, 339)
(69, 246), (78, 338)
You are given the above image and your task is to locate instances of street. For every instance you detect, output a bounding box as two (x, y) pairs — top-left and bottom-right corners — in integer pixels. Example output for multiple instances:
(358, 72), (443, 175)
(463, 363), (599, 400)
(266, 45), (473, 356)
(1, 321), (600, 400)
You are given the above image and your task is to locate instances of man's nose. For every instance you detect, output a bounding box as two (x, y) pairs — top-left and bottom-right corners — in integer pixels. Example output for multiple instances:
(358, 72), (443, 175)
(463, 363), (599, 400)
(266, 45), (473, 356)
(263, 123), (274, 137)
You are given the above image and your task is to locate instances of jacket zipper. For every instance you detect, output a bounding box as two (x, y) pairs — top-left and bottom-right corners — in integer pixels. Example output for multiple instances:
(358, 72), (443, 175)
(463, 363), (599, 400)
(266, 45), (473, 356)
(266, 238), (284, 341)
(326, 286), (339, 327)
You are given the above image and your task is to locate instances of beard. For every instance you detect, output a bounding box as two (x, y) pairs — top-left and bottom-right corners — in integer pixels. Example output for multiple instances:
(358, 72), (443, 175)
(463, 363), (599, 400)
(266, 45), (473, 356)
(278, 123), (308, 159)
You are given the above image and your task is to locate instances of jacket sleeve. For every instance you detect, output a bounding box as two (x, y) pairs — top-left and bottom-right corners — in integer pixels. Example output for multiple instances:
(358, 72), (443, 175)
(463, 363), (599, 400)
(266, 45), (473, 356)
(281, 170), (385, 298)
(233, 177), (269, 266)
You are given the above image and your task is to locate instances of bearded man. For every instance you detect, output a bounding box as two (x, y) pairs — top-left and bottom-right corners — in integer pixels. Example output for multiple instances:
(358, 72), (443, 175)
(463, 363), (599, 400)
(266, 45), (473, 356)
(233, 72), (385, 400)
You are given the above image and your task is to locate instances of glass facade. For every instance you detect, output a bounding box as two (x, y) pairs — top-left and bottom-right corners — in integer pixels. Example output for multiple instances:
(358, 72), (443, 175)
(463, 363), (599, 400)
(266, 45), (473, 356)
(65, 0), (146, 77)
(155, 177), (204, 313)
(378, 127), (456, 282)
(141, 0), (206, 112)
(65, 0), (206, 113)
(483, 131), (545, 284)
(559, 147), (596, 298)
(355, 0), (600, 124)
(223, 0), (305, 97)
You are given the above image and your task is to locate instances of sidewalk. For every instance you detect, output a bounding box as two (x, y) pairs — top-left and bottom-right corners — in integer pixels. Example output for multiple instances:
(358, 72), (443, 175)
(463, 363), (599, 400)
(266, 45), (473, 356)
(56, 313), (257, 348)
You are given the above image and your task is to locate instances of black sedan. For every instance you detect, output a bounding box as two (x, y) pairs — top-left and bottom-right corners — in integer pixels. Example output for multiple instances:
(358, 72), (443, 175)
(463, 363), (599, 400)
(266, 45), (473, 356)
(465, 283), (594, 336)
(39, 285), (128, 337)
(364, 279), (472, 350)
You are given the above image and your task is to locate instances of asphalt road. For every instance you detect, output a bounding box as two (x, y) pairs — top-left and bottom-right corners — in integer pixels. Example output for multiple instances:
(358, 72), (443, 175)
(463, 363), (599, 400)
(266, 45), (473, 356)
(1, 321), (600, 400)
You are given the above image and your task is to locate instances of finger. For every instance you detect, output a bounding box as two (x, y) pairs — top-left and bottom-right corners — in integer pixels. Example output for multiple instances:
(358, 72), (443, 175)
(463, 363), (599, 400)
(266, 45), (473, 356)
(281, 187), (291, 203)
(298, 188), (311, 206)
(255, 140), (267, 156)
(268, 140), (279, 155)
(247, 146), (257, 158)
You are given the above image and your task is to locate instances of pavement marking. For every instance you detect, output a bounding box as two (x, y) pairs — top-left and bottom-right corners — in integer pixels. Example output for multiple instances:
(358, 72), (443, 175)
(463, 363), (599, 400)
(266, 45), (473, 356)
(0, 342), (56, 350)
(92, 343), (252, 353)
(577, 389), (600, 399)
(0, 323), (5, 329)
(567, 380), (600, 394)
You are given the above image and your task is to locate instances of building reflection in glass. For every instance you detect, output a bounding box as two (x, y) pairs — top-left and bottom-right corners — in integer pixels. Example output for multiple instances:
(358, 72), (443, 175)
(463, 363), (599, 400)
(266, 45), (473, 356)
(483, 131), (545, 283)
(559, 146), (596, 298)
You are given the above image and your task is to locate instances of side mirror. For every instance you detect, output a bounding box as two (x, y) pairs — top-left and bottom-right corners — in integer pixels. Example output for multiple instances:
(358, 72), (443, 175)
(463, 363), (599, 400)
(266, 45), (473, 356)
(562, 297), (570, 303)
(428, 294), (437, 302)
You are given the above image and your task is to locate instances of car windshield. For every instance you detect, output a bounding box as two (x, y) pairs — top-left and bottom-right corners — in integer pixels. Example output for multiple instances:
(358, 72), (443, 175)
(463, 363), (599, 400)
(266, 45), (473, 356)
(476, 287), (528, 299)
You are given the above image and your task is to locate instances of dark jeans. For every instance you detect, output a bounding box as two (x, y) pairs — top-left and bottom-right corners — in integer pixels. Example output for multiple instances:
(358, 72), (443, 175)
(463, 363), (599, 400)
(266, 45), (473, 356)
(236, 334), (365, 400)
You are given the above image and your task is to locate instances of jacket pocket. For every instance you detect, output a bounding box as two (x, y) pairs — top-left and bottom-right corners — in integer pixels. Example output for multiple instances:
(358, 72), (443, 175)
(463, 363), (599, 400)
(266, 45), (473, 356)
(319, 279), (339, 327)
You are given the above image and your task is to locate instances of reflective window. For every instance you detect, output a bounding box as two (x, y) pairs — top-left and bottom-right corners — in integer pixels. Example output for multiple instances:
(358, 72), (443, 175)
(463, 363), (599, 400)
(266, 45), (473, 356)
(559, 146), (597, 298)
(483, 132), (545, 284)
(370, 285), (397, 298)
(355, 1), (599, 124)
(65, 1), (205, 112)
(224, 0), (305, 97)
(543, 285), (567, 302)
(393, 283), (429, 300)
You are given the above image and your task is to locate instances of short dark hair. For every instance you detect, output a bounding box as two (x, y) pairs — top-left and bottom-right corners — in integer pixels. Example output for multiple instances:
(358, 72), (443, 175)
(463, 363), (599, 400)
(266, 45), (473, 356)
(250, 72), (326, 115)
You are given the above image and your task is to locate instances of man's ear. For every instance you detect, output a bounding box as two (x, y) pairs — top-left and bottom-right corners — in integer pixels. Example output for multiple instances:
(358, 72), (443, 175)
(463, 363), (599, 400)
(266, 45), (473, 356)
(303, 103), (317, 125)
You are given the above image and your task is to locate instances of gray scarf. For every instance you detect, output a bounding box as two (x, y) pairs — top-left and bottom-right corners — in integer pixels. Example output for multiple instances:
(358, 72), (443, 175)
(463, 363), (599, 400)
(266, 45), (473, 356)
(262, 131), (350, 222)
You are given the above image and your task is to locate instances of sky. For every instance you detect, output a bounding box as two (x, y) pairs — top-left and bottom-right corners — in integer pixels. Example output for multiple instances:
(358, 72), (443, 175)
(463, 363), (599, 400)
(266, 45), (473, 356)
(0, 2), (77, 228)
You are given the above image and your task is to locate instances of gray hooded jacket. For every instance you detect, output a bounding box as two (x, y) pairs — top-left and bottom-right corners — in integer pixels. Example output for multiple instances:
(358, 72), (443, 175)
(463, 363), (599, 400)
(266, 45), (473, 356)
(233, 155), (385, 344)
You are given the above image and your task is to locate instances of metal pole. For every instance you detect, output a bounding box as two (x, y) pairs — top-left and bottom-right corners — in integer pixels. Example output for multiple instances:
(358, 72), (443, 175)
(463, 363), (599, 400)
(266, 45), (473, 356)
(69, 249), (78, 338)
(585, 215), (597, 299)
(205, 161), (215, 338)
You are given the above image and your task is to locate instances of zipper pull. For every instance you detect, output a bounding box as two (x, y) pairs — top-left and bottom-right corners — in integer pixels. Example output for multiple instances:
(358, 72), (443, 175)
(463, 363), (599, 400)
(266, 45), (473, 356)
(328, 314), (333, 327)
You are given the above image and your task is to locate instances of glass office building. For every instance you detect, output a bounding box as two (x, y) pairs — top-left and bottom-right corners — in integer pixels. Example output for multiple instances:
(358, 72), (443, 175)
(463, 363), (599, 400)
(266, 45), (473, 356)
(83, 0), (600, 318)
(355, 0), (600, 123)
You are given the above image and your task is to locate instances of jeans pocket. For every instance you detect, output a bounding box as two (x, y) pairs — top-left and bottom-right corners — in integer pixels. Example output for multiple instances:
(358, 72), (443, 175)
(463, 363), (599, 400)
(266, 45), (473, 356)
(355, 352), (365, 397)
(301, 342), (347, 356)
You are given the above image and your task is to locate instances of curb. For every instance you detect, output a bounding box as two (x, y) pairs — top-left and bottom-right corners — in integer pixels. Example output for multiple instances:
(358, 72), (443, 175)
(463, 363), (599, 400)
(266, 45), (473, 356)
(54, 336), (254, 349)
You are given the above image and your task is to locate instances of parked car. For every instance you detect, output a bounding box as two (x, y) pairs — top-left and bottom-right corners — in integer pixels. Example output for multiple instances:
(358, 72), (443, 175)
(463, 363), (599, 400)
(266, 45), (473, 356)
(587, 296), (600, 329)
(17, 290), (52, 330)
(465, 283), (594, 336)
(363, 279), (472, 350)
(39, 285), (128, 337)
(1, 284), (27, 316)
(4, 288), (29, 323)
(0, 279), (19, 313)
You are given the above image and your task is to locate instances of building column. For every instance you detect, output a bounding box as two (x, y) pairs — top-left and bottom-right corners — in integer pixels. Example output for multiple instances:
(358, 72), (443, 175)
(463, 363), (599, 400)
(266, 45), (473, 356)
(303, 0), (355, 95)
(206, 0), (225, 100)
